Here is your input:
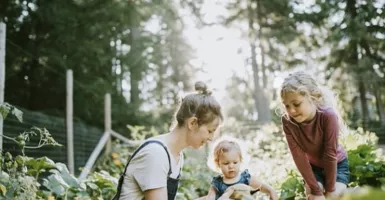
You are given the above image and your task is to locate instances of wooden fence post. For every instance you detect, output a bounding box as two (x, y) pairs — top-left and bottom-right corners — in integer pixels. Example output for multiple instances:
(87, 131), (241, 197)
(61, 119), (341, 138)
(0, 22), (6, 150)
(66, 70), (74, 174)
(105, 93), (111, 154)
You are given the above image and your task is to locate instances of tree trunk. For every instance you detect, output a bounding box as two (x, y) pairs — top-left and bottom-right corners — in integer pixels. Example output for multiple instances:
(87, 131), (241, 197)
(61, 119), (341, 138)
(129, 28), (141, 107)
(357, 78), (369, 130)
(260, 42), (267, 88)
(157, 64), (165, 106)
(347, 0), (369, 130)
(374, 88), (385, 127)
(119, 68), (123, 97)
(248, 0), (270, 123)
(256, 0), (270, 121)
(256, 0), (267, 89)
(29, 6), (44, 110)
(129, 65), (140, 106)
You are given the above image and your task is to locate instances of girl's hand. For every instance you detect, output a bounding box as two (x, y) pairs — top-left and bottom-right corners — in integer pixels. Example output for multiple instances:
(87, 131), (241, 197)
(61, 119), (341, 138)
(269, 190), (279, 200)
(325, 191), (338, 198)
(307, 194), (326, 200)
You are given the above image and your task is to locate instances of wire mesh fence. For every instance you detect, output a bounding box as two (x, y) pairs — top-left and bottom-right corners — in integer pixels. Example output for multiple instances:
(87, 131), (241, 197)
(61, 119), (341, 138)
(2, 107), (103, 176)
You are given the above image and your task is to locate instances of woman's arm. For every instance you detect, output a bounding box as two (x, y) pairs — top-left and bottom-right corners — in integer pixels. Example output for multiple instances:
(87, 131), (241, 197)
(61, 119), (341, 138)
(205, 186), (217, 200)
(144, 187), (168, 200)
(249, 175), (278, 200)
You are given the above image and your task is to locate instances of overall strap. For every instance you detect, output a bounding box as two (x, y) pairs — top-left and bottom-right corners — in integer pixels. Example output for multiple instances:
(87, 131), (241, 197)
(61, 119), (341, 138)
(113, 140), (171, 200)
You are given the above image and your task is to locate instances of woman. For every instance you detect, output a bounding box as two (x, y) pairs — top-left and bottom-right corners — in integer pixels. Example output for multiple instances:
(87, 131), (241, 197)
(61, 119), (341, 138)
(114, 81), (223, 200)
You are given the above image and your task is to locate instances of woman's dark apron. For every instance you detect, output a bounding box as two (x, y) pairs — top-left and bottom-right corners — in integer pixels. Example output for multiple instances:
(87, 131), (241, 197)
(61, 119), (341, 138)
(112, 140), (180, 200)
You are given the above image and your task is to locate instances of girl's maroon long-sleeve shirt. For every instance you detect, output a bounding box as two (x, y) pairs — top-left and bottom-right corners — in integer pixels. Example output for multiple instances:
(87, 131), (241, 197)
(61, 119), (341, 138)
(281, 107), (347, 195)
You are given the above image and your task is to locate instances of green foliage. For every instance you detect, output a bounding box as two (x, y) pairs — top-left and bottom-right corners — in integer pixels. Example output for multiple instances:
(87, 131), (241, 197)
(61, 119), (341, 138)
(177, 148), (216, 200)
(340, 127), (379, 151)
(279, 170), (306, 200)
(347, 144), (385, 187)
(332, 187), (385, 200)
(0, 104), (117, 199)
(127, 125), (161, 140)
(94, 142), (137, 178)
(41, 163), (117, 199)
(0, 103), (23, 122)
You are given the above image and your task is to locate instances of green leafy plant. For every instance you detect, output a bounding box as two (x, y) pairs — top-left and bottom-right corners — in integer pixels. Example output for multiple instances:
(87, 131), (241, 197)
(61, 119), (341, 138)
(331, 187), (385, 200)
(126, 125), (160, 140)
(0, 103), (118, 199)
(347, 144), (385, 187)
(279, 170), (306, 200)
(0, 103), (61, 199)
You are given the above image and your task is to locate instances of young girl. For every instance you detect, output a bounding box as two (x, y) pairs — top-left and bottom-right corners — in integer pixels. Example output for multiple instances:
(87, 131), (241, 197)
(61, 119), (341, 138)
(279, 72), (350, 200)
(114, 81), (223, 200)
(206, 139), (278, 200)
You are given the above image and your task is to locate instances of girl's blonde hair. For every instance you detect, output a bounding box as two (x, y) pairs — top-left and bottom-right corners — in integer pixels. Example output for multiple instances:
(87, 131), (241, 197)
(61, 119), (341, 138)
(278, 71), (347, 134)
(212, 140), (243, 169)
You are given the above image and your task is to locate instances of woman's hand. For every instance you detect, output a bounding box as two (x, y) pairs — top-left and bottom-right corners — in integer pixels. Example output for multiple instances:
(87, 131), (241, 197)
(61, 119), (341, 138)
(307, 194), (326, 200)
(217, 186), (235, 200)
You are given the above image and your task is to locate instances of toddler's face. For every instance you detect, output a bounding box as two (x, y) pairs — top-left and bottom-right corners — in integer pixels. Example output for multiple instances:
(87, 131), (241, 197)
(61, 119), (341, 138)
(218, 149), (241, 179)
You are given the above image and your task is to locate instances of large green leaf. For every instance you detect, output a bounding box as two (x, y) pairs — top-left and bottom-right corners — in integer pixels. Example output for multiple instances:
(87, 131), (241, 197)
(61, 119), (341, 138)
(43, 173), (67, 195)
(25, 157), (56, 178)
(11, 107), (23, 123)
(54, 163), (81, 188)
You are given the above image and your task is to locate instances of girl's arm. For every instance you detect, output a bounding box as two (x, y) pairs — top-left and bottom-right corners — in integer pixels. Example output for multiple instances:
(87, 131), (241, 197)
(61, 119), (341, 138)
(282, 123), (323, 196)
(249, 175), (278, 200)
(322, 112), (339, 193)
(144, 187), (168, 200)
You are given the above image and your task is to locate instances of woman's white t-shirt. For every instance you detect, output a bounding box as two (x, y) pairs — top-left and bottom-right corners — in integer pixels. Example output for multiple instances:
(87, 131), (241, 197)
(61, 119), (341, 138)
(120, 141), (184, 200)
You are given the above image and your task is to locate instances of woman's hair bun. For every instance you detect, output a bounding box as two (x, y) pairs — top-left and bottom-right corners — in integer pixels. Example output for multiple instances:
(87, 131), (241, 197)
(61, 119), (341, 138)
(194, 81), (211, 95)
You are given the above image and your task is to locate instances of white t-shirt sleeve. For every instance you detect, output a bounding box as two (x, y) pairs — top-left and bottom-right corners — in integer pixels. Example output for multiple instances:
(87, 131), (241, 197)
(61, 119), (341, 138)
(131, 143), (170, 191)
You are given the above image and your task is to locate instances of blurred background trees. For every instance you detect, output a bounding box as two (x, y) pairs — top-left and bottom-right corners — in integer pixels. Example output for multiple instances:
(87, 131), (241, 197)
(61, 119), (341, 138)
(1, 0), (198, 134)
(1, 0), (384, 138)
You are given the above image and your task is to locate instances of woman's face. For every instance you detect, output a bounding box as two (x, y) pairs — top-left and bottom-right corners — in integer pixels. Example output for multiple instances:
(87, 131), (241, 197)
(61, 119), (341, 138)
(188, 117), (221, 149)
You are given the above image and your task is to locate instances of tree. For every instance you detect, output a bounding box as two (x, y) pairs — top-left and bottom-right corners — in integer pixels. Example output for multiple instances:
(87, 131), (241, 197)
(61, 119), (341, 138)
(2, 0), (197, 134)
(222, 0), (303, 122)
